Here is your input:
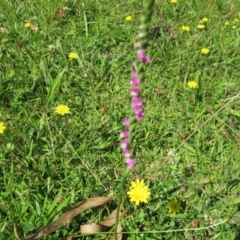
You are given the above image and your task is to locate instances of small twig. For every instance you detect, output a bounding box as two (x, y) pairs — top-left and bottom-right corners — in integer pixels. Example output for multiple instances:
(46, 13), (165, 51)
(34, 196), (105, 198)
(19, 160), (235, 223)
(13, 223), (21, 240)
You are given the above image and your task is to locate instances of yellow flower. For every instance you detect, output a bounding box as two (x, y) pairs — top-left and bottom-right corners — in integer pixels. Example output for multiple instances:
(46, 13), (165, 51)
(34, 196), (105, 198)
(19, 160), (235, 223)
(170, 0), (177, 3)
(181, 26), (190, 31)
(55, 105), (70, 115)
(0, 122), (6, 134)
(201, 48), (210, 55)
(187, 81), (198, 89)
(202, 17), (208, 22)
(125, 16), (133, 22)
(197, 24), (205, 29)
(24, 23), (31, 28)
(68, 52), (79, 59)
(127, 179), (151, 205)
(167, 200), (182, 214)
(224, 21), (230, 26)
(234, 18), (239, 22)
(232, 25), (237, 29)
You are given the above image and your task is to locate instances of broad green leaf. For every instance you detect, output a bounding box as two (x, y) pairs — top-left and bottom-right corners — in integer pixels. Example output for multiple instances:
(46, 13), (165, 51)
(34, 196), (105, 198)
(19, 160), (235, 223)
(46, 68), (66, 105)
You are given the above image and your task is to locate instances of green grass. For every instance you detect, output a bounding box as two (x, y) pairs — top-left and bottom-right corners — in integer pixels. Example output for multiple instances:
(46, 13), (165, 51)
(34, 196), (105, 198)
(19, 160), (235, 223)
(0, 0), (240, 239)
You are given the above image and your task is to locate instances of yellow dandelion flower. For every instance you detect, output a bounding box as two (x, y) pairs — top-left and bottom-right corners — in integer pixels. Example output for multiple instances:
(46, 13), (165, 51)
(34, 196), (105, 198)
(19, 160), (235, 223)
(232, 25), (237, 29)
(125, 16), (133, 22)
(167, 200), (182, 214)
(234, 18), (239, 22)
(24, 23), (31, 28)
(224, 21), (229, 26)
(187, 81), (198, 89)
(181, 26), (190, 31)
(170, 0), (177, 3)
(0, 122), (6, 134)
(68, 52), (79, 59)
(127, 179), (151, 206)
(201, 48), (210, 55)
(202, 17), (208, 22)
(197, 24), (205, 29)
(55, 105), (70, 115)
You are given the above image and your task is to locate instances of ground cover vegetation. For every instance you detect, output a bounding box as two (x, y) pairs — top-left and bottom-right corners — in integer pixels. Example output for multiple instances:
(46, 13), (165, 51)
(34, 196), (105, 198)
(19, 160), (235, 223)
(0, 0), (240, 239)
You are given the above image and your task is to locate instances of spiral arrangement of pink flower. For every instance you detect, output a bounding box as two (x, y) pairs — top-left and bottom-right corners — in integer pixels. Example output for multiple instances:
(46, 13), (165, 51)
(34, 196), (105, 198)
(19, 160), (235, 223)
(119, 0), (154, 170)
(115, 4), (154, 235)
(120, 51), (151, 169)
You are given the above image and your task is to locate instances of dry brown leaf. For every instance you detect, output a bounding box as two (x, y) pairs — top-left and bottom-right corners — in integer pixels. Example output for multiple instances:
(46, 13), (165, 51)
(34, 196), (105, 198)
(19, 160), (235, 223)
(81, 223), (109, 234)
(53, 6), (68, 20)
(30, 24), (38, 32)
(0, 27), (9, 34)
(100, 204), (124, 227)
(20, 197), (112, 240)
(81, 203), (124, 240)
(17, 38), (29, 50)
(110, 223), (122, 240)
(190, 219), (198, 228)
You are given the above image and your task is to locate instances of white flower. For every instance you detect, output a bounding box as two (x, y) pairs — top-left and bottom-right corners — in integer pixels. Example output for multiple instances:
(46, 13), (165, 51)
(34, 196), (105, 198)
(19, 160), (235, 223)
(7, 143), (14, 150)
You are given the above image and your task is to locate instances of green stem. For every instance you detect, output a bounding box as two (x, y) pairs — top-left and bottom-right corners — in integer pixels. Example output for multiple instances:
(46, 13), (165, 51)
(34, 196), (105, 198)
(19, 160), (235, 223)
(114, 168), (130, 239)
(137, 0), (155, 87)
(114, 0), (155, 239)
